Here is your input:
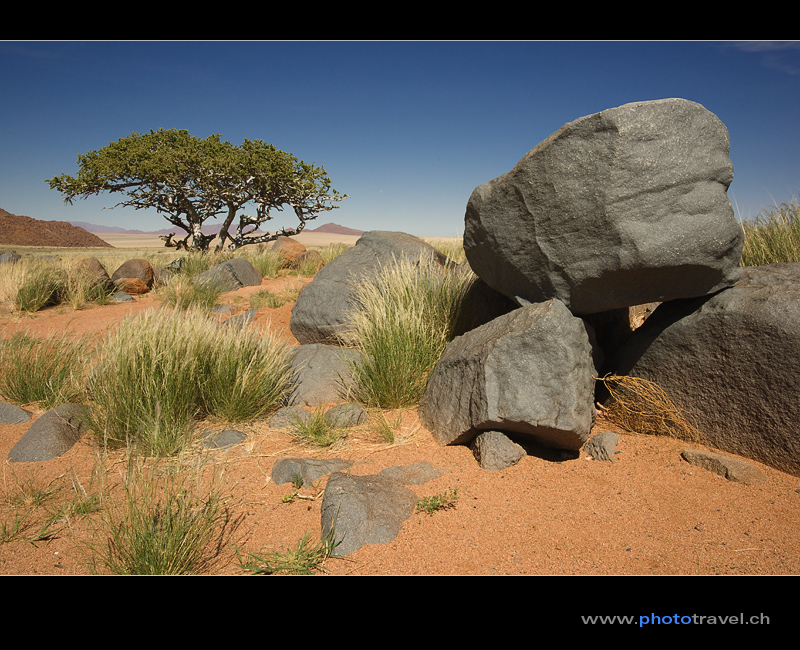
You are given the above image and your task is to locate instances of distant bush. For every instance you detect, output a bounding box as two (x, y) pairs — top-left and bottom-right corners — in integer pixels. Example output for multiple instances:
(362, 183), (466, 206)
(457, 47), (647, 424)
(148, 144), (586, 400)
(740, 196), (800, 266)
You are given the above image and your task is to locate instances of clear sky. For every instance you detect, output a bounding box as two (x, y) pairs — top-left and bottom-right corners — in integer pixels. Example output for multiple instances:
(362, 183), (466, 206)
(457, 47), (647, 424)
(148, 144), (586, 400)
(1, 40), (799, 237)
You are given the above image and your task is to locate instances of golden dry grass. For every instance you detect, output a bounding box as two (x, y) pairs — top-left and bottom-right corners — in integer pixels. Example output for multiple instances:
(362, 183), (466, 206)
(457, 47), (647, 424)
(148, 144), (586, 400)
(597, 374), (704, 443)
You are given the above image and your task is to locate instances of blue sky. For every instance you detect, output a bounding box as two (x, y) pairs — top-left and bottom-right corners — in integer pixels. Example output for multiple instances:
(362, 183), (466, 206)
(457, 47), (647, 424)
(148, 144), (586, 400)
(1, 40), (799, 237)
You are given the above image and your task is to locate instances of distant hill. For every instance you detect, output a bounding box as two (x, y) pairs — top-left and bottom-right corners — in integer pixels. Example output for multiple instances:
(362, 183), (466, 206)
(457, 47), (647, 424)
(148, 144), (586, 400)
(306, 222), (364, 236)
(68, 219), (364, 237)
(1, 209), (113, 248)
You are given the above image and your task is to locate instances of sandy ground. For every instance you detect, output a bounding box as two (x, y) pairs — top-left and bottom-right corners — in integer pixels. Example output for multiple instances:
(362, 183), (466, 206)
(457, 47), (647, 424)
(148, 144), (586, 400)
(1, 259), (799, 580)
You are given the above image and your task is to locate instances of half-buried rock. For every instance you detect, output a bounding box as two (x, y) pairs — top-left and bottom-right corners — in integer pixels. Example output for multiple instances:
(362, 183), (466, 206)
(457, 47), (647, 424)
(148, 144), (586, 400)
(419, 298), (598, 452)
(8, 404), (91, 462)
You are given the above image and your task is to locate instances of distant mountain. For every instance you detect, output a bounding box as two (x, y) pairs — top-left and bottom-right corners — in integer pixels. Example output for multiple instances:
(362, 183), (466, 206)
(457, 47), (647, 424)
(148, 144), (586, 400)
(1, 209), (113, 248)
(69, 220), (364, 237)
(307, 222), (364, 236)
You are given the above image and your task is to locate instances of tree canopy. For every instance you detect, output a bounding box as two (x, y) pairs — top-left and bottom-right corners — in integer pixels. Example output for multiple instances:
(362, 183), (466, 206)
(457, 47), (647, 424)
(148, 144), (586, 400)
(47, 129), (347, 251)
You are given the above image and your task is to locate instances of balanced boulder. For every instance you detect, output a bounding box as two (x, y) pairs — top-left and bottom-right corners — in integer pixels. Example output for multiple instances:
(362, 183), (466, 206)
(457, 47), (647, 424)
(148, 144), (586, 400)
(419, 298), (598, 451)
(610, 263), (800, 477)
(464, 98), (743, 315)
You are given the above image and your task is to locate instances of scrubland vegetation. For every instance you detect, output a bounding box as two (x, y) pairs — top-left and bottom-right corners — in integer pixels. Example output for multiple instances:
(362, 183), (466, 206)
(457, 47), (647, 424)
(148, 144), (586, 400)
(1, 197), (797, 573)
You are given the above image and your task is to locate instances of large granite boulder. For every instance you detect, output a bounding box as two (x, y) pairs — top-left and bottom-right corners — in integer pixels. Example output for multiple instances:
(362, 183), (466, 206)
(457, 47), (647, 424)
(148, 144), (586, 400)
(419, 298), (598, 451)
(610, 263), (800, 477)
(290, 231), (448, 345)
(464, 98), (743, 316)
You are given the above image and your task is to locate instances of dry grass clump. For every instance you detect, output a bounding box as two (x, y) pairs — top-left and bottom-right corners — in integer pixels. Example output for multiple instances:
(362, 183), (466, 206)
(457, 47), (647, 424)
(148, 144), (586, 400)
(597, 374), (704, 443)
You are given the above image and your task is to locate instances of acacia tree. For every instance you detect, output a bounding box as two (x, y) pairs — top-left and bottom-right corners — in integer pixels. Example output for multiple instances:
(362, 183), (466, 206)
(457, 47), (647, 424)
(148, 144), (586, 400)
(47, 129), (347, 252)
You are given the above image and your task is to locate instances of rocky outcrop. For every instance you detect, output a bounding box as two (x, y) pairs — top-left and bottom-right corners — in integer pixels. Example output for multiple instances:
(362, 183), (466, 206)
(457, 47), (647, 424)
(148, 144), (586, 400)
(464, 98), (743, 316)
(419, 298), (599, 451)
(290, 231), (448, 345)
(609, 263), (800, 477)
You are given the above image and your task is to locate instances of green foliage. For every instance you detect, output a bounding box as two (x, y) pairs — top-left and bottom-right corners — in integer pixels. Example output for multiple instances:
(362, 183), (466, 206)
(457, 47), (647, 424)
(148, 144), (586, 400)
(248, 287), (300, 309)
(344, 254), (476, 408)
(740, 196), (800, 266)
(47, 129), (347, 252)
(0, 330), (92, 409)
(416, 488), (460, 515)
(238, 528), (339, 575)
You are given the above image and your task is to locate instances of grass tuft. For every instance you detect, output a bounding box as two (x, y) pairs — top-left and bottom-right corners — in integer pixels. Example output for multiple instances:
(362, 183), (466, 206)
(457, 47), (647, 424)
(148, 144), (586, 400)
(343, 253), (476, 408)
(0, 329), (93, 409)
(740, 195), (800, 266)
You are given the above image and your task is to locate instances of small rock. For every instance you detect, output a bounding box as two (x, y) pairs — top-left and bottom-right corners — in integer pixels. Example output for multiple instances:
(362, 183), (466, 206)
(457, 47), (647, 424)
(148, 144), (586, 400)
(584, 431), (621, 462)
(681, 448), (765, 485)
(470, 431), (526, 471)
(200, 429), (247, 449)
(271, 458), (354, 487)
(0, 402), (32, 425)
(320, 471), (419, 556)
(8, 404), (91, 462)
(269, 406), (312, 429)
(324, 402), (369, 428)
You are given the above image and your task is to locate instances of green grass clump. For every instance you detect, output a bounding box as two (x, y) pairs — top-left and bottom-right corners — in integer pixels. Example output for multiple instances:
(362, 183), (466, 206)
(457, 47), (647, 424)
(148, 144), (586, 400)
(740, 196), (800, 266)
(13, 258), (66, 312)
(288, 409), (345, 448)
(160, 275), (224, 312)
(343, 254), (476, 409)
(87, 308), (293, 456)
(238, 528), (339, 575)
(0, 330), (93, 409)
(85, 459), (241, 575)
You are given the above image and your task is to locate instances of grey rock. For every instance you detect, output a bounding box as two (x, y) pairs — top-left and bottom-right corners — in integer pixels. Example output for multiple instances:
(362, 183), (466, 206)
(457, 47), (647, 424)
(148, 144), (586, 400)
(290, 231), (449, 345)
(0, 251), (21, 265)
(377, 461), (447, 485)
(112, 291), (134, 302)
(464, 98), (743, 315)
(611, 263), (800, 477)
(200, 429), (247, 449)
(194, 258), (262, 293)
(8, 404), (91, 462)
(287, 344), (363, 407)
(584, 431), (621, 462)
(224, 308), (257, 330)
(324, 402), (369, 428)
(320, 471), (419, 557)
(0, 402), (31, 425)
(74, 258), (115, 292)
(681, 448), (764, 485)
(269, 406), (312, 429)
(470, 431), (527, 470)
(271, 457), (354, 487)
(419, 299), (598, 451)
